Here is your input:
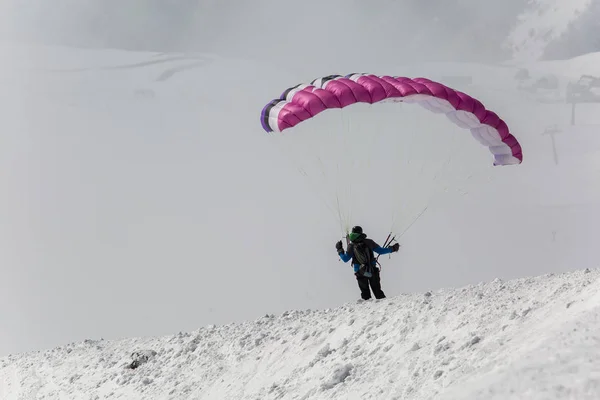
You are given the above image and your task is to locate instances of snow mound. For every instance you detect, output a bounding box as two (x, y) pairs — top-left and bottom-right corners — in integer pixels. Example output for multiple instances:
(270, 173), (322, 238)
(1, 268), (600, 399)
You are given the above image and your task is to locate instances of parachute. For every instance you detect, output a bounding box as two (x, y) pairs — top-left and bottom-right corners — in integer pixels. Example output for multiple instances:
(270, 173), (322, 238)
(260, 73), (523, 237)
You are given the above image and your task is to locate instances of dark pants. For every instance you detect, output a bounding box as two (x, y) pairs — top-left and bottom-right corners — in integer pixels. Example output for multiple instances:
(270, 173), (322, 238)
(355, 267), (386, 300)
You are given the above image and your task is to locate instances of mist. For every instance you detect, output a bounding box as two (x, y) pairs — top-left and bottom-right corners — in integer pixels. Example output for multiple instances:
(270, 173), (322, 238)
(1, 0), (599, 357)
(1, 1), (531, 62)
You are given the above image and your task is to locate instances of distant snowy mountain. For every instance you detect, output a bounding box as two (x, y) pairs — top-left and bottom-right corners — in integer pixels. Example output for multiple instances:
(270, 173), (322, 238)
(1, 268), (599, 399)
(1, 0), (599, 63)
(504, 0), (595, 62)
(542, 0), (600, 60)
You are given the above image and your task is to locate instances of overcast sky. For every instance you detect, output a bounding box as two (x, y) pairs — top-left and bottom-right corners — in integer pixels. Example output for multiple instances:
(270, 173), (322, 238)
(1, 0), (600, 357)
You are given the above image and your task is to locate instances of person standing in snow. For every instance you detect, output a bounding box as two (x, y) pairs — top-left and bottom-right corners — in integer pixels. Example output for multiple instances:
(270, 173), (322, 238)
(336, 226), (400, 300)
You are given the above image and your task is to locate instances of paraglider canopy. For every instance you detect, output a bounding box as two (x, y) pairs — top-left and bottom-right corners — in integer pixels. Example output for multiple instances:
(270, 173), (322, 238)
(261, 73), (522, 166)
(260, 73), (523, 236)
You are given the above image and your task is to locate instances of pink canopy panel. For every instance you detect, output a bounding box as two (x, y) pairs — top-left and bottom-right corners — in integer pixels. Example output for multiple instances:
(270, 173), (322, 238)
(260, 74), (522, 166)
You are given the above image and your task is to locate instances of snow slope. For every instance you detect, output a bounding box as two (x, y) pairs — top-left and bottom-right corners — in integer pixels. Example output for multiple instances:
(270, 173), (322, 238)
(1, 268), (599, 399)
(525, 51), (600, 79)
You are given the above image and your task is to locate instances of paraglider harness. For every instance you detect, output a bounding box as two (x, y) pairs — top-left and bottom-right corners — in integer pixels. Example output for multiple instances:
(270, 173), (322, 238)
(352, 239), (376, 278)
(348, 233), (396, 278)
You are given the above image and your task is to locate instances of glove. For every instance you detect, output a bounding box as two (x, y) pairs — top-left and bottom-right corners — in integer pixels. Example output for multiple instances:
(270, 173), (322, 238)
(391, 243), (400, 252)
(335, 240), (344, 253)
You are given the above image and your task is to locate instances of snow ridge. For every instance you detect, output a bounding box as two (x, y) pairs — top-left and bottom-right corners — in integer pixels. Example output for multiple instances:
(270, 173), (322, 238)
(1, 268), (599, 399)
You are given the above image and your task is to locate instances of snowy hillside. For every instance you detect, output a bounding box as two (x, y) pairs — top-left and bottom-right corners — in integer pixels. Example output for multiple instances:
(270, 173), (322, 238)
(526, 51), (600, 79)
(505, 0), (594, 62)
(1, 268), (599, 399)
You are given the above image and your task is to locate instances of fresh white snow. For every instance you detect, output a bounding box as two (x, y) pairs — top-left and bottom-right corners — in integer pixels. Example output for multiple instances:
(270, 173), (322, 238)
(1, 268), (599, 399)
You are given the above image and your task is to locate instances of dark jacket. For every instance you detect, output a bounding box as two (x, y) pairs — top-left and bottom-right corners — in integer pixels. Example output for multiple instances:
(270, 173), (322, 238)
(339, 235), (393, 273)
